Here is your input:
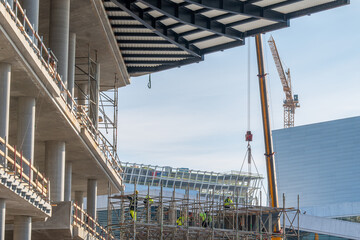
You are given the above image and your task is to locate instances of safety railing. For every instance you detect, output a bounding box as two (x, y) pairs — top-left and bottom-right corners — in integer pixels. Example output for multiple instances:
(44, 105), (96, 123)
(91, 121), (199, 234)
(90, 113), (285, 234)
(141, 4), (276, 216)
(73, 203), (114, 240)
(0, 0), (123, 181)
(0, 137), (49, 200)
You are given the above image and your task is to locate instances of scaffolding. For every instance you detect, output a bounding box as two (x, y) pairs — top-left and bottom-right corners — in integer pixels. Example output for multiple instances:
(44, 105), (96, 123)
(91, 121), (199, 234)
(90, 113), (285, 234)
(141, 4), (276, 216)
(74, 48), (119, 157)
(107, 184), (300, 240)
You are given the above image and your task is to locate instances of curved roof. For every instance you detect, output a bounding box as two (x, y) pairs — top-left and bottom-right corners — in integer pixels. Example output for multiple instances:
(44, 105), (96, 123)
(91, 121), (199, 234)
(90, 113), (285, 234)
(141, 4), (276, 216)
(104, 0), (349, 77)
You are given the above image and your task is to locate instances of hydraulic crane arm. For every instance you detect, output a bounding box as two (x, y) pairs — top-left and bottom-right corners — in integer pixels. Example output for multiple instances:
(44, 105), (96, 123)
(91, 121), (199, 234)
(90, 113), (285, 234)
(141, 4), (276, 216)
(255, 34), (279, 209)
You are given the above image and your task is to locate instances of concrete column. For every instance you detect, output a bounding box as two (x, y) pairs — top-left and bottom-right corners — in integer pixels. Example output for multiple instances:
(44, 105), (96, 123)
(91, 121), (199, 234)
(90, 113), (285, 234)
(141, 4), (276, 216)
(0, 199), (5, 240)
(17, 97), (35, 177)
(74, 191), (84, 222)
(21, 0), (39, 37)
(74, 191), (84, 208)
(77, 83), (88, 107)
(45, 141), (65, 202)
(0, 63), (11, 167)
(49, 0), (70, 85)
(6, 0), (14, 9)
(87, 179), (97, 219)
(64, 162), (72, 202)
(13, 216), (31, 240)
(67, 33), (76, 106)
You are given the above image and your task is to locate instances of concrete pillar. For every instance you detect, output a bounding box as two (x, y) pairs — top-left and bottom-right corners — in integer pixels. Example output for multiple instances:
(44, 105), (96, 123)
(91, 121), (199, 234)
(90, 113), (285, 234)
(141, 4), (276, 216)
(49, 0), (70, 85)
(74, 191), (84, 223)
(77, 83), (88, 107)
(21, 0), (39, 37)
(0, 199), (5, 240)
(87, 179), (97, 219)
(0, 63), (11, 167)
(17, 97), (35, 178)
(6, 0), (14, 9)
(13, 216), (31, 240)
(74, 191), (84, 208)
(64, 162), (72, 202)
(45, 141), (65, 202)
(67, 33), (76, 105)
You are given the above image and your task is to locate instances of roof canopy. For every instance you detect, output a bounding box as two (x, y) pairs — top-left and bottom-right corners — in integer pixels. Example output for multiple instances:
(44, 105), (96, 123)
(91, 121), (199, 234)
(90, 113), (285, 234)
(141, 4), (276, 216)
(104, 0), (349, 76)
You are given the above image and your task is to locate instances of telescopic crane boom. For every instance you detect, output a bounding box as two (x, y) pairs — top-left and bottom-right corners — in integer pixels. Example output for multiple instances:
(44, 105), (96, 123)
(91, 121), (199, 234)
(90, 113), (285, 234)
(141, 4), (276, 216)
(255, 34), (282, 237)
(268, 36), (300, 128)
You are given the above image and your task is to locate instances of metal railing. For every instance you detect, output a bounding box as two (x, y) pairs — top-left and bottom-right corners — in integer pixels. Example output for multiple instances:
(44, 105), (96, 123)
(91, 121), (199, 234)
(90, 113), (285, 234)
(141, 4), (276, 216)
(73, 203), (114, 240)
(0, 137), (49, 201)
(0, 0), (123, 181)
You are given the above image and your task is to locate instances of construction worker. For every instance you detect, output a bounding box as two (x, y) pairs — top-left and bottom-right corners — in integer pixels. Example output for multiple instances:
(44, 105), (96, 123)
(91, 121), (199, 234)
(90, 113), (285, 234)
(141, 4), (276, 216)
(176, 213), (185, 226)
(224, 196), (233, 209)
(206, 211), (212, 228)
(143, 195), (154, 206)
(127, 190), (138, 221)
(199, 211), (207, 227)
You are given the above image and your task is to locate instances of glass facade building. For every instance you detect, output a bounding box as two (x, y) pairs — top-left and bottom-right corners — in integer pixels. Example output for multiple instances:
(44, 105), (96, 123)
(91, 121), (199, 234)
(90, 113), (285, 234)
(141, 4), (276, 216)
(272, 116), (360, 220)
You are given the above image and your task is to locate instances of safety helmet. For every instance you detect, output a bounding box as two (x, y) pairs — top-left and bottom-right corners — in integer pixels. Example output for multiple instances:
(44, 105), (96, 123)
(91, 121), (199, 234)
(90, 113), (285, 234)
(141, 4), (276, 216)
(135, 190), (139, 194)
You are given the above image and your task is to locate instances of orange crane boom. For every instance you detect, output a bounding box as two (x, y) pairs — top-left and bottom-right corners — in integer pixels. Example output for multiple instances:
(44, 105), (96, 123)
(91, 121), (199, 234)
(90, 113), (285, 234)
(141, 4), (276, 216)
(268, 36), (300, 128)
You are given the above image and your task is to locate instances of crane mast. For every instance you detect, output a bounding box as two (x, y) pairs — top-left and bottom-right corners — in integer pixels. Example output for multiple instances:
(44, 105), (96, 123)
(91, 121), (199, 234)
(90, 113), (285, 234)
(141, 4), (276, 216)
(268, 36), (300, 128)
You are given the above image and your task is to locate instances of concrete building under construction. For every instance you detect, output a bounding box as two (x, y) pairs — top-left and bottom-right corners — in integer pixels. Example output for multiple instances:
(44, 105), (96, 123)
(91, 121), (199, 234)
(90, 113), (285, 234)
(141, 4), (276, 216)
(0, 0), (350, 239)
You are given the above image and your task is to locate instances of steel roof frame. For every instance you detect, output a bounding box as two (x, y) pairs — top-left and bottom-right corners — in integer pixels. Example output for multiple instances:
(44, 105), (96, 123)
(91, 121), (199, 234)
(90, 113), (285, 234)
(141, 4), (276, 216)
(105, 0), (349, 76)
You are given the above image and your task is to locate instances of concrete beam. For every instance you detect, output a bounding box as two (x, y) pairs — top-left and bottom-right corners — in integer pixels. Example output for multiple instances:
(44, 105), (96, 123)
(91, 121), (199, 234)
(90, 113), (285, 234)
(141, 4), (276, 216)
(13, 216), (31, 240)
(0, 63), (11, 167)
(0, 199), (5, 240)
(49, 0), (70, 85)
(45, 141), (65, 202)
(64, 162), (72, 202)
(87, 179), (97, 219)
(17, 97), (35, 177)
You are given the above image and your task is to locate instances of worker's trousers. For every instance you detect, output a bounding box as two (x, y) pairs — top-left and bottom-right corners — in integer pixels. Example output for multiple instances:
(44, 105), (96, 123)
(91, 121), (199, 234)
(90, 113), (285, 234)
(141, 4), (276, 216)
(130, 210), (137, 221)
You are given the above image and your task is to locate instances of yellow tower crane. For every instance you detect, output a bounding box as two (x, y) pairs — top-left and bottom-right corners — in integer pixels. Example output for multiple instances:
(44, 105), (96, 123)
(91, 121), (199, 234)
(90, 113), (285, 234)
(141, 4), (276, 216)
(268, 36), (300, 128)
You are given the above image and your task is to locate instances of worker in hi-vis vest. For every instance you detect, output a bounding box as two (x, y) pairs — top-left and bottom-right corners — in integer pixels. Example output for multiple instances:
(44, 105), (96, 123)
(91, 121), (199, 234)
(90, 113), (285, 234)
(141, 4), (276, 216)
(224, 196), (233, 209)
(200, 212), (207, 227)
(176, 213), (186, 226)
(127, 190), (138, 221)
(143, 195), (154, 206)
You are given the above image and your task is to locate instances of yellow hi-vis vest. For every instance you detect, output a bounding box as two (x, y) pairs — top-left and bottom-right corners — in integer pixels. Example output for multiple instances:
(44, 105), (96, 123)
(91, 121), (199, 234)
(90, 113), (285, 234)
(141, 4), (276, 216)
(224, 198), (233, 206)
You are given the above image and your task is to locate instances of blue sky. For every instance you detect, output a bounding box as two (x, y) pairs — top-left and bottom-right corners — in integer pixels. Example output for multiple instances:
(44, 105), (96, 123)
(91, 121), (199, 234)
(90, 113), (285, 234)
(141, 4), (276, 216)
(116, 2), (360, 183)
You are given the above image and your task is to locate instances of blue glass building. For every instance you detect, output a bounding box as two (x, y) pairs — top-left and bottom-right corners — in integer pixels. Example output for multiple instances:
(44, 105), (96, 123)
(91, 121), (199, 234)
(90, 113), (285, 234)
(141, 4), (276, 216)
(273, 116), (360, 220)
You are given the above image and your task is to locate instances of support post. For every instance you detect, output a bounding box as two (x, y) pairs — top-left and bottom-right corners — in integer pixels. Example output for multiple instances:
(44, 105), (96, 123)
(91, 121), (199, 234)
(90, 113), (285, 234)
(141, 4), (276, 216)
(64, 162), (72, 201)
(75, 191), (84, 222)
(49, 0), (70, 86)
(17, 97), (35, 179)
(21, 0), (39, 38)
(87, 179), (97, 220)
(0, 199), (5, 240)
(45, 141), (65, 202)
(0, 63), (11, 168)
(13, 216), (31, 240)
(67, 33), (76, 106)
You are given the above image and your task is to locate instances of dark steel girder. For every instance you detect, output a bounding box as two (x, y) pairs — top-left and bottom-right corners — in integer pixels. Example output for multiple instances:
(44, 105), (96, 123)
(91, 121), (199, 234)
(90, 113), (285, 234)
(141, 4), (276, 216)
(120, 47), (186, 51)
(110, 0), (202, 57)
(115, 32), (157, 37)
(137, 0), (244, 39)
(185, 0), (287, 22)
(126, 56), (204, 75)
(285, 0), (350, 19)
(122, 53), (191, 58)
